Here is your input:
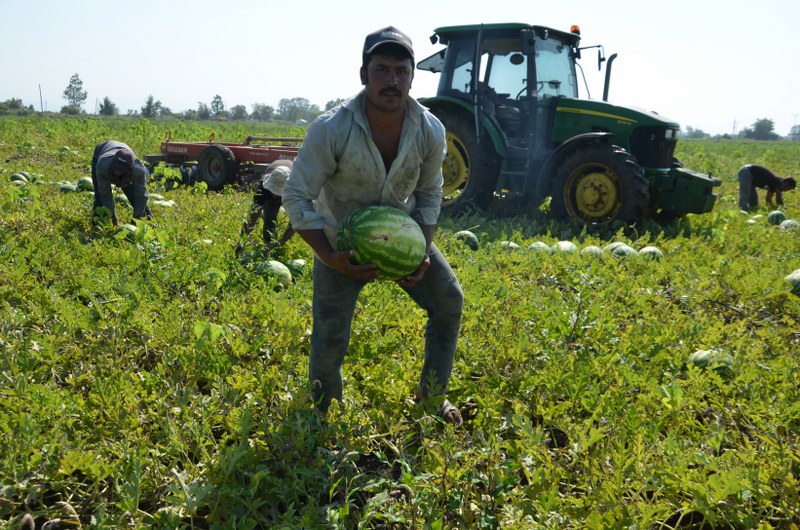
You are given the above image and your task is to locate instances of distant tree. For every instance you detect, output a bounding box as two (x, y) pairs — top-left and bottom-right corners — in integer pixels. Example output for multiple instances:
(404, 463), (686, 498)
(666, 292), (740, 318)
(325, 98), (346, 111)
(141, 95), (163, 118)
(197, 102), (211, 120)
(741, 118), (779, 140)
(60, 105), (81, 115)
(62, 73), (88, 110)
(159, 106), (172, 117)
(98, 96), (118, 116)
(276, 97), (321, 123)
(790, 124), (800, 141)
(5, 98), (23, 110)
(0, 98), (26, 116)
(684, 126), (710, 139)
(230, 104), (248, 120)
(210, 95), (227, 118)
(250, 102), (274, 121)
(182, 108), (198, 120)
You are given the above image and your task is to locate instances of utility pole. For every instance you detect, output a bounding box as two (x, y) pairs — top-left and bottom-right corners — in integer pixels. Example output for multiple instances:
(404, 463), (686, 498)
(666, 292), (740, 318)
(39, 84), (44, 114)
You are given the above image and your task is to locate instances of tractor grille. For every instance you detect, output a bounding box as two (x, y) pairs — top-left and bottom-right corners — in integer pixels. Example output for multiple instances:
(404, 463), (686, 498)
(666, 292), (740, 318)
(629, 127), (677, 168)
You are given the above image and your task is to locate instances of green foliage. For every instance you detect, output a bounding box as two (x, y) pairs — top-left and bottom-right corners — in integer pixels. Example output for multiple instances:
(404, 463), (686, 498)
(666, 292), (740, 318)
(1, 119), (800, 528)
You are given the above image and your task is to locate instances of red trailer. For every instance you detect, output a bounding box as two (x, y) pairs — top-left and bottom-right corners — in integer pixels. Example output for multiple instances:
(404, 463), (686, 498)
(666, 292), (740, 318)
(145, 132), (302, 191)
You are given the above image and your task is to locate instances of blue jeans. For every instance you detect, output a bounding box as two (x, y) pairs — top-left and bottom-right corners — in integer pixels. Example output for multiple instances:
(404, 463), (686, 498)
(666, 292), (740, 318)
(309, 242), (463, 411)
(738, 165), (759, 210)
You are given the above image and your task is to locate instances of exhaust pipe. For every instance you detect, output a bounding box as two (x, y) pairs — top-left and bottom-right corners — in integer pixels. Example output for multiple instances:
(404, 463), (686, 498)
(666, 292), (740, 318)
(603, 53), (617, 102)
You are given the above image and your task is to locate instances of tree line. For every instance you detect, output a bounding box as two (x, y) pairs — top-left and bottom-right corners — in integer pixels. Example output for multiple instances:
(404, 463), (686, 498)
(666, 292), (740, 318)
(1, 73), (345, 124)
(2, 73), (798, 140)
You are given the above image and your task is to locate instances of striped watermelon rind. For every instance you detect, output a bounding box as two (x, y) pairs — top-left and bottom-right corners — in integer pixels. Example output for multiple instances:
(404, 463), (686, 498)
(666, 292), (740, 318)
(336, 205), (426, 280)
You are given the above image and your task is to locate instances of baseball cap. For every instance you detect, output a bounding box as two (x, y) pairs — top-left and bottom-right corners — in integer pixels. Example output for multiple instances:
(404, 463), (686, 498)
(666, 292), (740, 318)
(111, 148), (134, 172)
(363, 26), (414, 60)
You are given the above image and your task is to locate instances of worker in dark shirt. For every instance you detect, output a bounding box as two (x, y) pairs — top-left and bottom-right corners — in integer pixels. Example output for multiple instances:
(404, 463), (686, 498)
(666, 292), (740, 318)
(91, 140), (152, 226)
(738, 164), (796, 211)
(234, 160), (294, 256)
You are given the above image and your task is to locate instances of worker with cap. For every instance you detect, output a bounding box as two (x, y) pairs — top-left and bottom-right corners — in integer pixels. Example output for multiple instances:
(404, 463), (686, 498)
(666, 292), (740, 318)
(235, 159), (295, 256)
(90, 140), (152, 226)
(282, 26), (464, 425)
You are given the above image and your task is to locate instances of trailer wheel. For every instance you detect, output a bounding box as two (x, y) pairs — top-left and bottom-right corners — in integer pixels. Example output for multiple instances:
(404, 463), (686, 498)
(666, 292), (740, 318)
(197, 144), (237, 191)
(432, 108), (500, 215)
(551, 145), (649, 224)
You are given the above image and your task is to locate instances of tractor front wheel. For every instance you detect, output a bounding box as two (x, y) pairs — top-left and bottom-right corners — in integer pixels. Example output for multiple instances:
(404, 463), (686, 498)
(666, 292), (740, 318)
(432, 108), (500, 215)
(551, 145), (649, 224)
(196, 144), (237, 191)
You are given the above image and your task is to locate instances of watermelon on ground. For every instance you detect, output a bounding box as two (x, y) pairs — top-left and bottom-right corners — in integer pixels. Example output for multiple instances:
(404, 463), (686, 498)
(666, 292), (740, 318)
(785, 269), (800, 296)
(500, 241), (520, 251)
(336, 205), (427, 280)
(10, 173), (28, 183)
(256, 260), (293, 290)
(580, 245), (603, 257)
(454, 230), (479, 250)
(285, 258), (308, 279)
(551, 241), (577, 253)
(77, 176), (94, 191)
(687, 348), (734, 378)
(603, 241), (628, 253)
(60, 182), (78, 193)
(767, 210), (787, 225)
(778, 219), (799, 231)
(610, 244), (637, 259)
(115, 224), (138, 241)
(639, 246), (664, 260)
(528, 241), (552, 253)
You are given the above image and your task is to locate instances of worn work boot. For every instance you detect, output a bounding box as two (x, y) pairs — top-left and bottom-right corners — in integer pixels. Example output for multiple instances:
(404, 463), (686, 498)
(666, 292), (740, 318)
(416, 386), (463, 427)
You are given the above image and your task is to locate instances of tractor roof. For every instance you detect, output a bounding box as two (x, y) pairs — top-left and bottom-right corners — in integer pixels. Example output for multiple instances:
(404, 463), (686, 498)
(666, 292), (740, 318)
(429, 23), (580, 46)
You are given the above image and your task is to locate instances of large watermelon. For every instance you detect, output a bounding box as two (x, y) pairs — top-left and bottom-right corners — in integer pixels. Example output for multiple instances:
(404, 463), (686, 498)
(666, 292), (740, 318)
(336, 205), (426, 280)
(256, 260), (293, 290)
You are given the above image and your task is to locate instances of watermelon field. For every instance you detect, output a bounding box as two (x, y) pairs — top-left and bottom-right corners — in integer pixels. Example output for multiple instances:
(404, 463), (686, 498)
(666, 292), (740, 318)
(1, 115), (799, 529)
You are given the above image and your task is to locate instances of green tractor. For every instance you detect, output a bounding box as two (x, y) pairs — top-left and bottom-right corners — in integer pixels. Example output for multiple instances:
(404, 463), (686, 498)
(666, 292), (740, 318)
(417, 23), (721, 224)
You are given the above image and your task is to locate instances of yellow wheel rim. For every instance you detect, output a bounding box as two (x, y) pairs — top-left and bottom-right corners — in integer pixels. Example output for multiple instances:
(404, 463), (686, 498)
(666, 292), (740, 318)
(567, 165), (620, 220)
(442, 132), (469, 200)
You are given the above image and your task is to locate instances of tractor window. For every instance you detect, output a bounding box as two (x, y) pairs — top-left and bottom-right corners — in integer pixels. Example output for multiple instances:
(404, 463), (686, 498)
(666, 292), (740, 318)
(438, 38), (477, 95)
(534, 36), (578, 98)
(484, 52), (527, 99)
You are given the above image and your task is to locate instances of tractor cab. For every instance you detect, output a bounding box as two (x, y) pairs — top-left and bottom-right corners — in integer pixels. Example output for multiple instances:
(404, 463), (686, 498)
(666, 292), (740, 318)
(419, 25), (579, 156)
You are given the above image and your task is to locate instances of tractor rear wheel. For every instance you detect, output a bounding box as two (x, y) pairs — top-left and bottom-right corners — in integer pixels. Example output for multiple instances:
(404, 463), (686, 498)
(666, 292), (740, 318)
(197, 144), (237, 191)
(551, 145), (649, 224)
(432, 108), (500, 215)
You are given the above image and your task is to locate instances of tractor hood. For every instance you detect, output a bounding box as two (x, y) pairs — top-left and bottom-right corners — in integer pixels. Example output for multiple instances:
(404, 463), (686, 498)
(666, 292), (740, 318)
(551, 98), (681, 144)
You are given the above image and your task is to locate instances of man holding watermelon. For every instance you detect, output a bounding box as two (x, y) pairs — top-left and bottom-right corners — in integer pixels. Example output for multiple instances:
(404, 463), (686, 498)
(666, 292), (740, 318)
(282, 26), (464, 426)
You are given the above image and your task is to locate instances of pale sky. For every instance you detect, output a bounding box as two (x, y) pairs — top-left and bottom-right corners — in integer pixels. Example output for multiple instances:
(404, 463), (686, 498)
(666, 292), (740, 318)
(1, 0), (798, 136)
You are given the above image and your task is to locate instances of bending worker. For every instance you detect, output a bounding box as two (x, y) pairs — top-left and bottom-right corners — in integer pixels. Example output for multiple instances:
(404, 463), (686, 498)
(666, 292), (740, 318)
(737, 163), (796, 211)
(235, 160), (294, 255)
(90, 140), (152, 226)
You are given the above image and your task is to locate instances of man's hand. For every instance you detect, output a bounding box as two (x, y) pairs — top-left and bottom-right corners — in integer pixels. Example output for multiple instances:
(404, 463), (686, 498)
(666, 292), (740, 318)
(397, 254), (430, 288)
(323, 249), (381, 280)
